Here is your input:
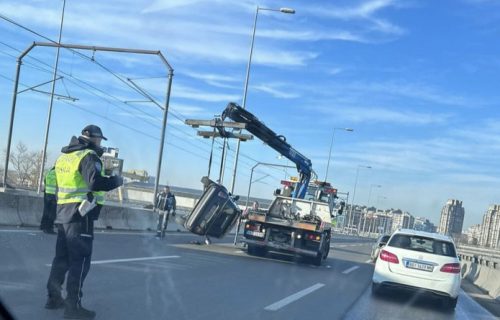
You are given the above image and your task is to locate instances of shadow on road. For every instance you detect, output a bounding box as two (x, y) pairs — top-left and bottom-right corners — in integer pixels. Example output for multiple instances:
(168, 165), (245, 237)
(373, 286), (454, 316)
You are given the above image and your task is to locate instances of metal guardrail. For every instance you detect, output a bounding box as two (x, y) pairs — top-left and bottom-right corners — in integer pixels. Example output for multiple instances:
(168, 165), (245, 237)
(457, 245), (500, 269)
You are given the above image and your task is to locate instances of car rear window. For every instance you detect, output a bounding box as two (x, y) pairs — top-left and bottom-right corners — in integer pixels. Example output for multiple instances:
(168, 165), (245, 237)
(380, 235), (390, 243)
(388, 234), (456, 257)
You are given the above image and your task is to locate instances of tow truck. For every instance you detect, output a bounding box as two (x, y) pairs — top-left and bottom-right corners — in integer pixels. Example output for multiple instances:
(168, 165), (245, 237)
(182, 102), (344, 265)
(224, 103), (346, 265)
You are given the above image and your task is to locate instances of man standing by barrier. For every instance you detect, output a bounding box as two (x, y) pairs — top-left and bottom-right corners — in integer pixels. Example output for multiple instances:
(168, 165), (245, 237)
(155, 186), (176, 239)
(45, 125), (123, 319)
(40, 166), (57, 234)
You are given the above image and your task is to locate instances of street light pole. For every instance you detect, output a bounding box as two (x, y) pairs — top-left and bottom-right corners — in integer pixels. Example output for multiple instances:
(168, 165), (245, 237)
(229, 6), (295, 195)
(363, 184), (381, 234)
(376, 196), (388, 234)
(324, 127), (353, 182)
(347, 165), (371, 234)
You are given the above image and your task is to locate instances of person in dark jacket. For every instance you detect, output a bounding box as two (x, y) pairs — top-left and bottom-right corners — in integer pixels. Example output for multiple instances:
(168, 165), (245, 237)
(40, 167), (57, 234)
(155, 186), (176, 238)
(45, 125), (123, 320)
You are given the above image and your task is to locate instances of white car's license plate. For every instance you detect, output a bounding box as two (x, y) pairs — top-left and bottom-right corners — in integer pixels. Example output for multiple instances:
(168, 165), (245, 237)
(405, 260), (434, 272)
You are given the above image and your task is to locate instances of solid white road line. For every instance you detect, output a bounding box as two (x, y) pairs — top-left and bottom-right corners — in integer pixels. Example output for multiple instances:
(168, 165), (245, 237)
(365, 259), (372, 263)
(264, 283), (325, 311)
(342, 266), (360, 274)
(46, 255), (180, 267)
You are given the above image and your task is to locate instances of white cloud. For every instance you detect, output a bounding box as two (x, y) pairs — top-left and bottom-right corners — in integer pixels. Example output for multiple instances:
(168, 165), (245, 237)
(316, 106), (452, 125)
(303, 80), (473, 108)
(306, 0), (397, 20)
(252, 84), (300, 99)
(173, 83), (240, 102)
(359, 82), (471, 106)
(180, 71), (239, 83)
(169, 103), (207, 117)
(328, 68), (343, 75)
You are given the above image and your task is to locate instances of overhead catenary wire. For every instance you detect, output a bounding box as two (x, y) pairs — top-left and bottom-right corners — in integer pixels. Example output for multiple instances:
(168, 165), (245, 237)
(0, 18), (292, 186)
(0, 14), (153, 100)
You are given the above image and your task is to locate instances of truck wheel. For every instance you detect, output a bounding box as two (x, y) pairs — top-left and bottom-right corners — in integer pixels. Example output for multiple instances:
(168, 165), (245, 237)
(324, 243), (330, 258)
(311, 253), (323, 266)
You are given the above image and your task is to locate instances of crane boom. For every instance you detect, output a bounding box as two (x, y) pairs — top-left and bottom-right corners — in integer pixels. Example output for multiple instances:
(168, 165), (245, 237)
(222, 102), (312, 199)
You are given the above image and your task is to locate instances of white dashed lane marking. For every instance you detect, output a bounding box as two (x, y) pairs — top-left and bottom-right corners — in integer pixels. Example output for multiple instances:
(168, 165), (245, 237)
(264, 283), (325, 311)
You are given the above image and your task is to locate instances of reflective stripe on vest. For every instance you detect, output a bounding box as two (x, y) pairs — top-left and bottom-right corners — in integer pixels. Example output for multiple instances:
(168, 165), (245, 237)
(44, 168), (57, 195)
(55, 149), (106, 205)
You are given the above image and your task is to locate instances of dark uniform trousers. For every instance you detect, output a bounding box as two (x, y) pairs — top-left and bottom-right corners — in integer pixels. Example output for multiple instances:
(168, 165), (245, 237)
(47, 216), (94, 306)
(40, 194), (57, 230)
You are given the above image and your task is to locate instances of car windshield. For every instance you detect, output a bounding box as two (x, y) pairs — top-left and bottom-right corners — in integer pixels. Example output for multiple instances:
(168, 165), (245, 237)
(388, 234), (457, 257)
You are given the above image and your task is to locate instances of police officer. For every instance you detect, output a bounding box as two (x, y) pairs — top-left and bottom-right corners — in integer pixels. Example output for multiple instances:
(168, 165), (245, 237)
(40, 167), (57, 234)
(155, 186), (176, 238)
(45, 125), (123, 319)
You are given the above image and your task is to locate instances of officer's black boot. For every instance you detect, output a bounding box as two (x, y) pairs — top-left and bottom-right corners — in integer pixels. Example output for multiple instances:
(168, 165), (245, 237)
(64, 303), (96, 320)
(44, 295), (65, 309)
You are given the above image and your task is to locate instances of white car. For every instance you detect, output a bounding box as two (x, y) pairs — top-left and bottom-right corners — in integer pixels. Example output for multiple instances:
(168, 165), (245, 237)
(372, 229), (461, 309)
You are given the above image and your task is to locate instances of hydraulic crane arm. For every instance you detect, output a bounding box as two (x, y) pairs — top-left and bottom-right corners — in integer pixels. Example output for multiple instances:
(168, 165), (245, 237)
(222, 102), (312, 199)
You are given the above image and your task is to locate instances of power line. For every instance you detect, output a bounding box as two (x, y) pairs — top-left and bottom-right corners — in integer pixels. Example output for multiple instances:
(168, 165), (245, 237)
(0, 17), (295, 185)
(0, 14), (155, 100)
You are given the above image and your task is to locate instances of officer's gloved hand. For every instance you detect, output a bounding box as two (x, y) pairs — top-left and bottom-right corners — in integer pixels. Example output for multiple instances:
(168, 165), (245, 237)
(115, 176), (124, 187)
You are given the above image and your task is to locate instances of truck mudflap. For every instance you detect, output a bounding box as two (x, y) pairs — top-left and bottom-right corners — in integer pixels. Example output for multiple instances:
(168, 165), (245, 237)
(244, 239), (319, 257)
(182, 177), (241, 238)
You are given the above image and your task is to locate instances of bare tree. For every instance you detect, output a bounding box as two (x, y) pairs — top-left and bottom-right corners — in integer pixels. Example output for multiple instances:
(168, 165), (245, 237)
(8, 142), (47, 189)
(28, 150), (46, 188)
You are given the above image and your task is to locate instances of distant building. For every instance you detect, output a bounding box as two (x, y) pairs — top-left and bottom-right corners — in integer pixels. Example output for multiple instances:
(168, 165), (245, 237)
(374, 210), (393, 234)
(123, 169), (150, 183)
(479, 205), (500, 248)
(414, 217), (436, 233)
(438, 199), (465, 238)
(346, 204), (364, 228)
(391, 210), (414, 231)
(464, 224), (482, 245)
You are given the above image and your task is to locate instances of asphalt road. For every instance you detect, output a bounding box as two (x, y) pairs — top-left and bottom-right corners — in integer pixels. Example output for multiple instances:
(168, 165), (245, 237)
(0, 227), (496, 320)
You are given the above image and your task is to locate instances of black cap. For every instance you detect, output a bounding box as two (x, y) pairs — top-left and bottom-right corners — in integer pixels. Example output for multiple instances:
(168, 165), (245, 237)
(81, 125), (107, 141)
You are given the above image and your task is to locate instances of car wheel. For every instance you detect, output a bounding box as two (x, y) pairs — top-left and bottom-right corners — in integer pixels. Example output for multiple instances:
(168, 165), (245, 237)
(442, 296), (458, 310)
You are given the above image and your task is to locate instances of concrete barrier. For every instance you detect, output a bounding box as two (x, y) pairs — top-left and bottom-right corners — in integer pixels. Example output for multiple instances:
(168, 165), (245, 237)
(17, 194), (44, 226)
(0, 192), (22, 226)
(100, 206), (128, 230)
(0, 191), (192, 232)
(459, 247), (500, 300)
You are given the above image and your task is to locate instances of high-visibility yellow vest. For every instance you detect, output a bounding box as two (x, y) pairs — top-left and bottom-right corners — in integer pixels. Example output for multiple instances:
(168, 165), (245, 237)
(55, 149), (106, 205)
(44, 168), (57, 195)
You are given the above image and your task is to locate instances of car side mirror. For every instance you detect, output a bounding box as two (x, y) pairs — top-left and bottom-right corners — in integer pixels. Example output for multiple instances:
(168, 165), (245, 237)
(232, 195), (240, 201)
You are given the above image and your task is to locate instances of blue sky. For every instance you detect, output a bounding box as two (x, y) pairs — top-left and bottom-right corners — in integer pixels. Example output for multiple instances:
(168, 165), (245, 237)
(1, 0), (500, 229)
